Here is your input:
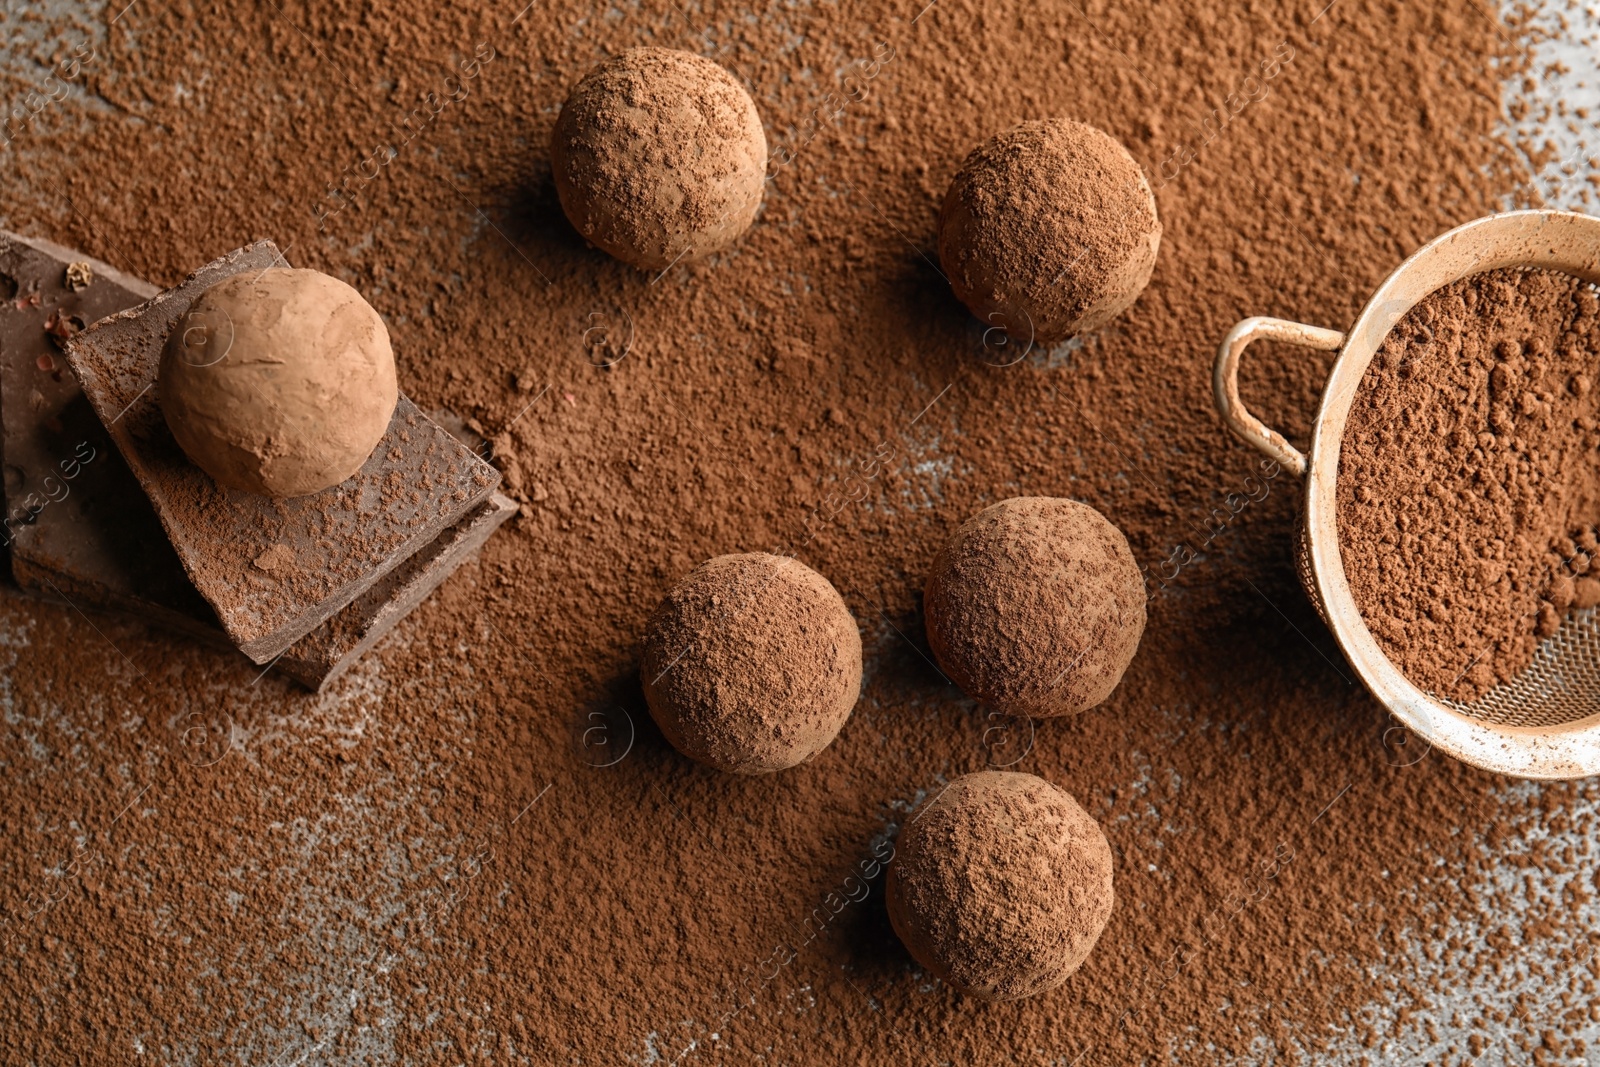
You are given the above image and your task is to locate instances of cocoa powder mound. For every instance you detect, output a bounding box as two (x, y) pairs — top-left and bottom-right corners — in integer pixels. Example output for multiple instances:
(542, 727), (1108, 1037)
(885, 770), (1115, 1002)
(2, 0), (1594, 1064)
(1339, 268), (1600, 701)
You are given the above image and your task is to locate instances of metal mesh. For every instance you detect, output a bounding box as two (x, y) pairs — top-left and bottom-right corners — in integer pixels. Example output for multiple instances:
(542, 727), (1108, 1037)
(1295, 525), (1326, 628)
(1437, 609), (1600, 728)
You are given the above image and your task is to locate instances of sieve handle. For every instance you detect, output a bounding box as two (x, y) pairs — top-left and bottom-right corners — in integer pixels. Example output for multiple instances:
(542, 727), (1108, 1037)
(1213, 317), (1346, 478)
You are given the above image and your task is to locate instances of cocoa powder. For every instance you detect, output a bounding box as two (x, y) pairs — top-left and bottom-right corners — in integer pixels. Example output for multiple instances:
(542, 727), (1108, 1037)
(1, 0), (1595, 1064)
(1339, 268), (1600, 701)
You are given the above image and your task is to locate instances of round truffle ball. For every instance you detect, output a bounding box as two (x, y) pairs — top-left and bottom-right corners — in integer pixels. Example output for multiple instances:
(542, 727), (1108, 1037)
(641, 553), (861, 773)
(887, 771), (1114, 1001)
(937, 119), (1160, 346)
(924, 497), (1145, 717)
(159, 268), (397, 498)
(551, 48), (767, 271)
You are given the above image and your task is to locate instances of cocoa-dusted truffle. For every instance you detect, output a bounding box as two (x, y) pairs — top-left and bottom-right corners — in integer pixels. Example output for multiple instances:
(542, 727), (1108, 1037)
(937, 119), (1160, 345)
(159, 268), (397, 498)
(924, 497), (1145, 717)
(551, 48), (767, 271)
(641, 553), (861, 773)
(887, 771), (1114, 1001)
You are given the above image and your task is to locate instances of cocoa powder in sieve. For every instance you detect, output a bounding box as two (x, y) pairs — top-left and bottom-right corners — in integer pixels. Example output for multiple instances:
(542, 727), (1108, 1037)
(1339, 268), (1600, 701)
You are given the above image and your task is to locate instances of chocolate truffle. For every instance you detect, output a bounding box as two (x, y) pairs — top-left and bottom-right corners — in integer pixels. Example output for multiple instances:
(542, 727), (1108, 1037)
(159, 268), (397, 498)
(924, 497), (1145, 717)
(887, 771), (1115, 1001)
(937, 119), (1160, 346)
(640, 553), (861, 773)
(551, 48), (767, 271)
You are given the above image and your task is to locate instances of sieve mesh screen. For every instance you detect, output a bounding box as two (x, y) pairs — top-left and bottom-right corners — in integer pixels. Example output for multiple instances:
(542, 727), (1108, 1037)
(1435, 610), (1600, 728)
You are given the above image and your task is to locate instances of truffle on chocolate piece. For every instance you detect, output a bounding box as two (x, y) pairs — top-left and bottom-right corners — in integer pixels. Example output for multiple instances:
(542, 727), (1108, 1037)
(923, 497), (1145, 717)
(886, 771), (1114, 1002)
(159, 268), (397, 498)
(640, 553), (861, 773)
(63, 241), (500, 663)
(551, 48), (767, 271)
(937, 119), (1160, 346)
(1, 232), (514, 690)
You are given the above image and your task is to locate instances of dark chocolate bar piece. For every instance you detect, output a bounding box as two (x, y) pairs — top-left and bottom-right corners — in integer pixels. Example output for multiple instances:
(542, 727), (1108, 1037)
(63, 241), (500, 662)
(276, 491), (516, 691)
(0, 231), (225, 640)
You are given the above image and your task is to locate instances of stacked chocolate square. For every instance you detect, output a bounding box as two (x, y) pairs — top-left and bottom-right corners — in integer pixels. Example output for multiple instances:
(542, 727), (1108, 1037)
(0, 234), (513, 690)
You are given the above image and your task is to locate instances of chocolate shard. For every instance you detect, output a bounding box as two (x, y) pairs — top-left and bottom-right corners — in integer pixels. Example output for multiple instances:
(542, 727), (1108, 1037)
(63, 241), (501, 662)
(276, 491), (516, 691)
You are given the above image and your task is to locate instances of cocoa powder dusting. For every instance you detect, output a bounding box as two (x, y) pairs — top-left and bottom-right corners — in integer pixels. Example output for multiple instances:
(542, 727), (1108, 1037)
(1340, 268), (1600, 701)
(2, 0), (1598, 1064)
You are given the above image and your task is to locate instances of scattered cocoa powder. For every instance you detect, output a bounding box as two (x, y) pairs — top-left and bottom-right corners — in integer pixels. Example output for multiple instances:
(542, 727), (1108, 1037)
(938, 119), (1161, 345)
(886, 770), (1115, 1002)
(1339, 267), (1600, 701)
(923, 497), (1146, 717)
(640, 553), (862, 773)
(1, 0), (1595, 1064)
